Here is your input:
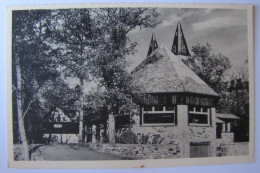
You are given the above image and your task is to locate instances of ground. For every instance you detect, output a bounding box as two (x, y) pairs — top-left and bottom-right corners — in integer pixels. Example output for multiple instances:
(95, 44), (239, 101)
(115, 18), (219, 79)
(14, 144), (126, 161)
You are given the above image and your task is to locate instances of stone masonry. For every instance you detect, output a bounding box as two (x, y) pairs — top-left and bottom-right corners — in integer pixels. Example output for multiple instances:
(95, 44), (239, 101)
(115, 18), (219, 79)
(128, 105), (217, 158)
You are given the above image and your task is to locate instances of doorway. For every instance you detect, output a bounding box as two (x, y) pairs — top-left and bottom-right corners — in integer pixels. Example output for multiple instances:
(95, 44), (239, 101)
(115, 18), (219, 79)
(190, 142), (210, 158)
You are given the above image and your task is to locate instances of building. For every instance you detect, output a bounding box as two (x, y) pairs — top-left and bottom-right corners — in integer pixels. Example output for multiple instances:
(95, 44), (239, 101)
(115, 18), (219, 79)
(216, 113), (240, 142)
(128, 45), (219, 157)
(86, 21), (245, 158)
(43, 107), (79, 143)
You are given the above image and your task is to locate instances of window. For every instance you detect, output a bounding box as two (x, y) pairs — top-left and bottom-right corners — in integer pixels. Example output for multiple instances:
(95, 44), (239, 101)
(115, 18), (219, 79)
(141, 106), (176, 125)
(188, 106), (211, 126)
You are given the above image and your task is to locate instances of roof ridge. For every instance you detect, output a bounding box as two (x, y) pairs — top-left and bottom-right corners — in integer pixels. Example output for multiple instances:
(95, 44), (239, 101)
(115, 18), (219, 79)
(161, 47), (186, 92)
(131, 47), (161, 74)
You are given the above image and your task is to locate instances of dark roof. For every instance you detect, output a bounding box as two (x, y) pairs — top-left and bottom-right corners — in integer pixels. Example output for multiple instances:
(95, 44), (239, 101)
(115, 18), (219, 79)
(216, 113), (240, 120)
(131, 47), (218, 96)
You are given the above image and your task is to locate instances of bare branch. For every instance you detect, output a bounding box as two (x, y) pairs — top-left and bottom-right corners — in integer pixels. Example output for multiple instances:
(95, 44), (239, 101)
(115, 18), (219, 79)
(21, 96), (39, 119)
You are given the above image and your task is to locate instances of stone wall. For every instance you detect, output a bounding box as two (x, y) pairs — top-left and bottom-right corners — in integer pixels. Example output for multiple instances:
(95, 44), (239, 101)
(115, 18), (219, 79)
(221, 132), (234, 143)
(89, 143), (181, 159)
(217, 142), (249, 156)
(129, 106), (217, 157)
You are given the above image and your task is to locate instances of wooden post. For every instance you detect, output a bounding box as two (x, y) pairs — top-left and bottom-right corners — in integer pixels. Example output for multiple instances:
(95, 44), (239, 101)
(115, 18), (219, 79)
(84, 125), (88, 143)
(222, 123), (226, 132)
(78, 78), (84, 143)
(227, 122), (231, 132)
(108, 113), (115, 143)
(100, 124), (104, 143)
(92, 124), (96, 143)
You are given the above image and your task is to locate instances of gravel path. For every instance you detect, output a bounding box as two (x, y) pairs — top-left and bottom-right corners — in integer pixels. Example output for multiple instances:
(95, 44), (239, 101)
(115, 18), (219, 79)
(31, 144), (124, 160)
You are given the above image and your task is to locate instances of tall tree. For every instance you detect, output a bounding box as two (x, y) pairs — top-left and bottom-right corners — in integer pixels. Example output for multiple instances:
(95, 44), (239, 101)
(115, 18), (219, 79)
(183, 43), (249, 141)
(50, 9), (100, 143)
(217, 63), (249, 141)
(41, 78), (80, 121)
(182, 43), (231, 93)
(12, 10), (56, 160)
(51, 8), (159, 143)
(90, 8), (159, 113)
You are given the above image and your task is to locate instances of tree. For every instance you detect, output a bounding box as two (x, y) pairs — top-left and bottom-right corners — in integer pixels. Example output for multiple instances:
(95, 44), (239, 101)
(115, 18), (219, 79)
(184, 43), (249, 141)
(12, 10), (57, 160)
(41, 78), (80, 122)
(90, 8), (159, 113)
(50, 9), (101, 143)
(183, 43), (231, 93)
(51, 8), (159, 143)
(217, 63), (249, 141)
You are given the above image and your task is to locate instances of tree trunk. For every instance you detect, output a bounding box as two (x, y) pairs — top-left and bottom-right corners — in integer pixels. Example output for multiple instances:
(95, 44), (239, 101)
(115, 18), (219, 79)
(18, 116), (29, 160)
(16, 57), (29, 160)
(78, 78), (84, 143)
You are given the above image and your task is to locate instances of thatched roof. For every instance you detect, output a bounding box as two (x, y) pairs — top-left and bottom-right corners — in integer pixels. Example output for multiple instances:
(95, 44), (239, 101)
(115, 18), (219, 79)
(131, 47), (218, 96)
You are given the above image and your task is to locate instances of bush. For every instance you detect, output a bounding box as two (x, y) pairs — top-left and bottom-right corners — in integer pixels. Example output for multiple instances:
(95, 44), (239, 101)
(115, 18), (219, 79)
(139, 134), (149, 144)
(13, 145), (24, 161)
(115, 129), (137, 144)
(152, 134), (164, 144)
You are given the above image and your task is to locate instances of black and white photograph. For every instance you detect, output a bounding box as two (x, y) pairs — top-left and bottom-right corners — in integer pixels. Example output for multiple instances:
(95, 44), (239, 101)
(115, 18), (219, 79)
(6, 3), (254, 168)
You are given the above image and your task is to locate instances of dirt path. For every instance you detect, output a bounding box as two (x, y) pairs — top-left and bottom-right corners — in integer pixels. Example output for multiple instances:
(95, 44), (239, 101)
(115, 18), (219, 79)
(31, 144), (125, 160)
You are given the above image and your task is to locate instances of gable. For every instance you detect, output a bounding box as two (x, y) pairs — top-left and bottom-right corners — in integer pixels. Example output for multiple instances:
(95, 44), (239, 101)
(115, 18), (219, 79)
(50, 108), (71, 122)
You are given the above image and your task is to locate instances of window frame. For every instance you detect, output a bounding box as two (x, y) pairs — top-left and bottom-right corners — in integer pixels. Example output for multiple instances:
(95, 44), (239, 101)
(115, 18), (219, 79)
(141, 105), (177, 126)
(188, 106), (211, 126)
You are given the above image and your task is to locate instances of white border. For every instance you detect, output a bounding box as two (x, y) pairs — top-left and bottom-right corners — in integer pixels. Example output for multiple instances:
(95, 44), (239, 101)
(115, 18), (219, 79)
(5, 3), (254, 169)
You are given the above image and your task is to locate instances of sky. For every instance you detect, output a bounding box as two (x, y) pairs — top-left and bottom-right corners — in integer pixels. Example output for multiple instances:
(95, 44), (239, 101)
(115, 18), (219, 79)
(127, 8), (248, 72)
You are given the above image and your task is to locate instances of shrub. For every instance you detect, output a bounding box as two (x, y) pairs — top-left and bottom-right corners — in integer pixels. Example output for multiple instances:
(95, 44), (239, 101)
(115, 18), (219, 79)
(152, 134), (164, 144)
(115, 129), (137, 144)
(139, 134), (149, 144)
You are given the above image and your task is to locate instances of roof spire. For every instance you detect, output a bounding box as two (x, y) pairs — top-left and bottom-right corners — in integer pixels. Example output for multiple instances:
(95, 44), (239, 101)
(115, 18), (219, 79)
(147, 30), (158, 57)
(171, 17), (190, 56)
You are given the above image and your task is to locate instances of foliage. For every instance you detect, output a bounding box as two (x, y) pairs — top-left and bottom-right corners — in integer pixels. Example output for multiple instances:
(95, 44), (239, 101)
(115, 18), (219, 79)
(138, 134), (150, 144)
(182, 43), (231, 93)
(217, 66), (249, 142)
(115, 129), (137, 144)
(12, 10), (59, 159)
(89, 8), (159, 113)
(48, 8), (159, 142)
(84, 88), (109, 124)
(13, 145), (24, 161)
(12, 8), (160, 147)
(152, 134), (164, 144)
(41, 78), (80, 122)
(90, 8), (159, 89)
(217, 90), (249, 117)
(12, 10), (58, 105)
(183, 43), (249, 142)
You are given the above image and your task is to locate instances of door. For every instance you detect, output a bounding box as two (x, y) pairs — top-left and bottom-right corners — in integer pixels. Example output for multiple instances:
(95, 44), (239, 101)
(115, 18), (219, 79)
(190, 142), (210, 158)
(216, 123), (222, 139)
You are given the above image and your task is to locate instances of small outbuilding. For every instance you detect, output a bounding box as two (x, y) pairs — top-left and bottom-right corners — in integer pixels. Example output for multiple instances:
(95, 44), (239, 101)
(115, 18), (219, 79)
(216, 113), (240, 143)
(43, 107), (79, 144)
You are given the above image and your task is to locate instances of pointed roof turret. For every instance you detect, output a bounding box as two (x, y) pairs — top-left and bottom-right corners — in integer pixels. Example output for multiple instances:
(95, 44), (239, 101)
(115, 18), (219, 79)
(147, 32), (158, 57)
(171, 21), (190, 56)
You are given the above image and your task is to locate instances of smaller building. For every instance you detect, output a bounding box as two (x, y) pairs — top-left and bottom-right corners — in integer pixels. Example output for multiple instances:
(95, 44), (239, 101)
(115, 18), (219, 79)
(216, 113), (240, 143)
(43, 107), (79, 143)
